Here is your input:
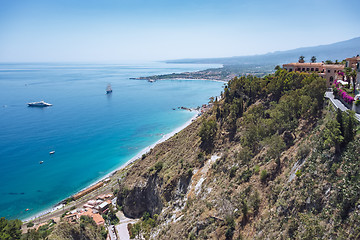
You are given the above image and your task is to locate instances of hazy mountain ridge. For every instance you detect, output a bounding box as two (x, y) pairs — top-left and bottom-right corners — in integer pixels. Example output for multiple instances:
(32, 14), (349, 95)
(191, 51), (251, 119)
(167, 37), (360, 65)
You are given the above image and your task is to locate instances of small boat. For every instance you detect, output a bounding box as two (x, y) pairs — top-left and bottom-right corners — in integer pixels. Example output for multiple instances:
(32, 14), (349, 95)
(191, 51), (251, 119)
(106, 84), (112, 94)
(148, 79), (156, 83)
(49, 151), (55, 155)
(28, 101), (52, 107)
(39, 161), (44, 164)
(25, 208), (30, 211)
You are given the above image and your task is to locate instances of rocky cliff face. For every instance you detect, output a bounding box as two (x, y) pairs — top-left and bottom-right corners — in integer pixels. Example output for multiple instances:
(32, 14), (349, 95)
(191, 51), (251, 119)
(115, 119), (202, 221)
(163, 170), (192, 202)
(117, 174), (163, 218)
(117, 170), (193, 219)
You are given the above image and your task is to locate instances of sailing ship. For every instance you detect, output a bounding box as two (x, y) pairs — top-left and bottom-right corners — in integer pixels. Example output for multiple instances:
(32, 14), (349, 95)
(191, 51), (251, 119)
(106, 84), (112, 94)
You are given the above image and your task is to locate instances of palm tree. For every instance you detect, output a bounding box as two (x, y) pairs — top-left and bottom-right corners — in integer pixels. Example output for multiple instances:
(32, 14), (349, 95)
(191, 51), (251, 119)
(311, 56), (316, 63)
(299, 56), (305, 63)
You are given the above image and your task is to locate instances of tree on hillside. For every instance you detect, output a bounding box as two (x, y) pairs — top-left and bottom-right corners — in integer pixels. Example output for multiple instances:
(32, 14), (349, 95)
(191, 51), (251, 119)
(0, 217), (22, 240)
(350, 69), (357, 93)
(199, 118), (217, 151)
(323, 119), (343, 154)
(302, 76), (327, 112)
(311, 56), (317, 63)
(336, 108), (344, 137)
(344, 67), (352, 88)
(299, 56), (305, 63)
(343, 111), (356, 146)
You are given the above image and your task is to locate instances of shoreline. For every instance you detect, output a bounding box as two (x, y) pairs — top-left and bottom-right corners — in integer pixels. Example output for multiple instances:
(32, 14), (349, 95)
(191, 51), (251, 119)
(23, 110), (200, 222)
(133, 77), (228, 83)
(163, 78), (227, 83)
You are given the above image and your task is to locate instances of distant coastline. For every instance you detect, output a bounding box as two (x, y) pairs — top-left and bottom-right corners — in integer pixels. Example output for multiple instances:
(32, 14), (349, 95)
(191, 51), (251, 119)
(130, 67), (235, 82)
(132, 63), (276, 82)
(134, 78), (228, 83)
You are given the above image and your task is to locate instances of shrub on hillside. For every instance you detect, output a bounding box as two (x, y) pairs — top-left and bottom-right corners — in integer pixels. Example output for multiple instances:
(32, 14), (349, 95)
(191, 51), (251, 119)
(260, 170), (268, 183)
(154, 161), (163, 172)
(199, 118), (217, 151)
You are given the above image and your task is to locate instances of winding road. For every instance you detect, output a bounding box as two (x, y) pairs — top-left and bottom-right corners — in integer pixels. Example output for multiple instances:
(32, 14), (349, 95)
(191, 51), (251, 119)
(324, 91), (360, 122)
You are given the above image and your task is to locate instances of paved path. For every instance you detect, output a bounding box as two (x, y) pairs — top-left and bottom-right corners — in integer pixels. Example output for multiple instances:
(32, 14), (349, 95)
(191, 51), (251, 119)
(325, 91), (360, 122)
(115, 223), (132, 240)
(114, 211), (137, 240)
(108, 225), (118, 240)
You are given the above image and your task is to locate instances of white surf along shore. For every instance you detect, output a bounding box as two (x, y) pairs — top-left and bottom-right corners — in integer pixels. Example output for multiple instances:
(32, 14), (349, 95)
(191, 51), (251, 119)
(24, 110), (200, 222)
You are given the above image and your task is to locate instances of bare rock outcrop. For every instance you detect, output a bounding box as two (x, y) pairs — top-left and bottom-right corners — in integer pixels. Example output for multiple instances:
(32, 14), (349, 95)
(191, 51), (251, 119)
(117, 174), (163, 218)
(117, 170), (192, 219)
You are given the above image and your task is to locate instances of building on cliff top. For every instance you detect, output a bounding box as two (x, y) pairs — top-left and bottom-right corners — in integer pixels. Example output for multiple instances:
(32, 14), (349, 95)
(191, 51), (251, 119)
(283, 62), (344, 87)
(346, 56), (360, 86)
(345, 55), (360, 68)
(283, 55), (360, 88)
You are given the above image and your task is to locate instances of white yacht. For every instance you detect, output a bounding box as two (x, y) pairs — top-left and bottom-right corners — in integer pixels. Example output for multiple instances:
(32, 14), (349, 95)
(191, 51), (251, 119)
(27, 101), (52, 107)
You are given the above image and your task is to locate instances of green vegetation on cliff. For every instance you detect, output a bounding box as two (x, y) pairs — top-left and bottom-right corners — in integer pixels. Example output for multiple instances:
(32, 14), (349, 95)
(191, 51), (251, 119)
(0, 217), (22, 240)
(116, 69), (359, 239)
(47, 216), (107, 240)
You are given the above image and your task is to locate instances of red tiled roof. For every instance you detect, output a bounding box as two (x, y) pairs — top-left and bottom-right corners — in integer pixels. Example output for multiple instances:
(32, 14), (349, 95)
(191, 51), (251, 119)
(346, 56), (360, 61)
(323, 64), (344, 69)
(80, 211), (105, 225)
(283, 62), (323, 66)
(283, 62), (344, 69)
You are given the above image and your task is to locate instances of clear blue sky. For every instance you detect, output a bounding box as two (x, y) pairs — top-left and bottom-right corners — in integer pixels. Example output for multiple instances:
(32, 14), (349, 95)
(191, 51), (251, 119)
(0, 0), (359, 62)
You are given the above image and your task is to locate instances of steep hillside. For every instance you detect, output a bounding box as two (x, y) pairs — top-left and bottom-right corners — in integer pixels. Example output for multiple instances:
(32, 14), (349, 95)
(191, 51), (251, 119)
(116, 70), (359, 239)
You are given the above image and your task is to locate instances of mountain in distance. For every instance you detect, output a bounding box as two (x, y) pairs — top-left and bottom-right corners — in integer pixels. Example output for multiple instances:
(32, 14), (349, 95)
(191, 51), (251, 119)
(167, 37), (360, 65)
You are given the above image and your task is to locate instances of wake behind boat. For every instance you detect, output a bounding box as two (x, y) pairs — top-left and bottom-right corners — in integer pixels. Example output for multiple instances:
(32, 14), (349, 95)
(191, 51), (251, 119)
(27, 101), (52, 107)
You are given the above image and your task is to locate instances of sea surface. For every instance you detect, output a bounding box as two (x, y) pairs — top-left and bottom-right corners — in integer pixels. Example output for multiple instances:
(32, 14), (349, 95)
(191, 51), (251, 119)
(0, 62), (224, 220)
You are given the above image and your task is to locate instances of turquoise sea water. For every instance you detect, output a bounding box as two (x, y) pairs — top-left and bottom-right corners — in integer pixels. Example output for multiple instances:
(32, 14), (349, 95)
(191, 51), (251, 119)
(0, 62), (224, 220)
